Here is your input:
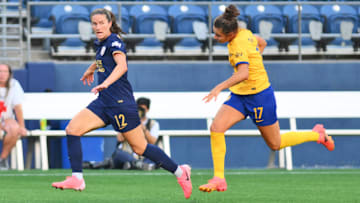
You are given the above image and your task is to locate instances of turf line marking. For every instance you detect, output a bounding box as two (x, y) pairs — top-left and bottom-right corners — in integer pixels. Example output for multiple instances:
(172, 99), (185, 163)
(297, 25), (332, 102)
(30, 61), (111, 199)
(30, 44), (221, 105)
(1, 171), (360, 177)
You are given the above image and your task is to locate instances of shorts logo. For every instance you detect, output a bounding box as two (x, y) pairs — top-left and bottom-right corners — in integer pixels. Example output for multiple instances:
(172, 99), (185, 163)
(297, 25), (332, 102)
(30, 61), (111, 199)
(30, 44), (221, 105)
(112, 41), (122, 49)
(100, 46), (106, 56)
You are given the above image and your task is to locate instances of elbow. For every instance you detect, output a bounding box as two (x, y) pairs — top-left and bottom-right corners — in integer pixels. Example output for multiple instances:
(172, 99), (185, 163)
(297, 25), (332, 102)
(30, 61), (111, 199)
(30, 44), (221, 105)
(262, 40), (267, 48)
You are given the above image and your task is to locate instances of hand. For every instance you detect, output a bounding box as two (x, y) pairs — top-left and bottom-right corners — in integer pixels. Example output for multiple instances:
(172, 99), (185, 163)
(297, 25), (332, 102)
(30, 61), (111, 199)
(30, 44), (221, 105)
(19, 126), (27, 137)
(80, 70), (95, 86)
(91, 83), (108, 94)
(203, 87), (221, 103)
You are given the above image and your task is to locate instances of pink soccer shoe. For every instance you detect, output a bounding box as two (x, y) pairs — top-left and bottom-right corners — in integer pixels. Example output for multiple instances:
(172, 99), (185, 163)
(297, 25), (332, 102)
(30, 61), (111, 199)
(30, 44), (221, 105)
(52, 175), (86, 191)
(177, 164), (192, 199)
(313, 124), (335, 151)
(199, 176), (227, 193)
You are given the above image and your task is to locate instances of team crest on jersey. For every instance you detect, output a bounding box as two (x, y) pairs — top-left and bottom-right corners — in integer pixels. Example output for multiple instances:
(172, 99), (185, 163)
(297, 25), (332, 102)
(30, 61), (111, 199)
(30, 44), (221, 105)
(111, 41), (122, 49)
(229, 52), (243, 58)
(100, 46), (106, 56)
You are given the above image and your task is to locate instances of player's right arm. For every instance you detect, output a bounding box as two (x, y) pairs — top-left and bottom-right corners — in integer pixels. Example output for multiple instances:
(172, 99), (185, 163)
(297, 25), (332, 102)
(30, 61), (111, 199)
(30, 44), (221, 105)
(203, 63), (249, 103)
(81, 62), (97, 86)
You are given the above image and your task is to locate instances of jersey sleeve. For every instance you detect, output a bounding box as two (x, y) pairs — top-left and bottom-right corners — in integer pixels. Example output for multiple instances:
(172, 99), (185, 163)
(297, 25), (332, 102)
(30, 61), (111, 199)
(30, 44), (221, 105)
(228, 45), (249, 68)
(109, 37), (126, 56)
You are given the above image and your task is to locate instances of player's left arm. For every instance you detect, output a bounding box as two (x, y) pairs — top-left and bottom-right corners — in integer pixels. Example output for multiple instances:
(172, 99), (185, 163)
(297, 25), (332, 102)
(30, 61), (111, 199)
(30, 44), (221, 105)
(91, 52), (127, 94)
(254, 35), (267, 54)
(13, 104), (27, 136)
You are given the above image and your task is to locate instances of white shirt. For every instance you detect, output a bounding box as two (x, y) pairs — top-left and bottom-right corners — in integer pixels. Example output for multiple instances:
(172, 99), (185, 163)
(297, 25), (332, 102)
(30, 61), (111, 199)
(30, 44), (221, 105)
(142, 118), (160, 139)
(0, 78), (24, 120)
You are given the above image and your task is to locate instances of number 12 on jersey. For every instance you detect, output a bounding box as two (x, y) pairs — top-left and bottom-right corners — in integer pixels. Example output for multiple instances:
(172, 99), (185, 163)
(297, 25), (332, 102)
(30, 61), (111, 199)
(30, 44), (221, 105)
(114, 114), (128, 130)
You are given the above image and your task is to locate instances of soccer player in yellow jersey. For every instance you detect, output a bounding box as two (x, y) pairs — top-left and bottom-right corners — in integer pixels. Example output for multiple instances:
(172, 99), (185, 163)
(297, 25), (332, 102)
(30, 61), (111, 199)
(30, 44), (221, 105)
(199, 5), (335, 193)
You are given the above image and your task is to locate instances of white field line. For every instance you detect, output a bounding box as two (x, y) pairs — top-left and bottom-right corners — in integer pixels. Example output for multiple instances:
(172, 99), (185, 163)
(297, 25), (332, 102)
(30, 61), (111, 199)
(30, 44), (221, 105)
(0, 170), (360, 177)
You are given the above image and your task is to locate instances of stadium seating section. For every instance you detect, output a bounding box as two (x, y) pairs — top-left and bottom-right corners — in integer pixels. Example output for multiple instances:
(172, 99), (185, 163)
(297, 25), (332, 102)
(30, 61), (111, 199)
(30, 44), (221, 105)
(3, 0), (360, 56)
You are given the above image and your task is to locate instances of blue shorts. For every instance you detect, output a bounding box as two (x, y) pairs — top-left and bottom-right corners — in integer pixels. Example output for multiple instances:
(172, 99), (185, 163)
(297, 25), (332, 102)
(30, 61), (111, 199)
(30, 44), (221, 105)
(87, 98), (141, 133)
(224, 86), (278, 126)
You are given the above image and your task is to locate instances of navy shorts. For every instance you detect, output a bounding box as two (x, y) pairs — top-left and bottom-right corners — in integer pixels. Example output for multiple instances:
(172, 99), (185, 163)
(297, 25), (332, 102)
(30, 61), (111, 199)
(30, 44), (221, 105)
(224, 86), (278, 126)
(87, 98), (141, 133)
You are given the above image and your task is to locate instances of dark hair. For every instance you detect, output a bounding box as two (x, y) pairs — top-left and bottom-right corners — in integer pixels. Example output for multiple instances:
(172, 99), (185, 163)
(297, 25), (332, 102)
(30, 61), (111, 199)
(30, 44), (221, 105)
(137, 97), (151, 109)
(138, 106), (146, 119)
(0, 64), (13, 97)
(90, 8), (126, 36)
(214, 5), (240, 35)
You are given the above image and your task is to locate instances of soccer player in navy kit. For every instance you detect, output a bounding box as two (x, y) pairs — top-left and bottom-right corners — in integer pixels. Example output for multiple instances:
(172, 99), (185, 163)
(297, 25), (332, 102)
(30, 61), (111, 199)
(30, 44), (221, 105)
(52, 9), (192, 199)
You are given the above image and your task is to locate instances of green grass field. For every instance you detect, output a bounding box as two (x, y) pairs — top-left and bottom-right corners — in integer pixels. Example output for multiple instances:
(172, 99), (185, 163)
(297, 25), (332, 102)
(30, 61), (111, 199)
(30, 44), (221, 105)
(0, 169), (359, 203)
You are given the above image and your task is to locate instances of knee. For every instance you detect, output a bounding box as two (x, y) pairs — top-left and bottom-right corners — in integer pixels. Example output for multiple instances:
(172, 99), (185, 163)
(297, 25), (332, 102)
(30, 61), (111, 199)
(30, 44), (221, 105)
(210, 122), (223, 133)
(4, 123), (19, 136)
(131, 145), (145, 156)
(65, 125), (80, 136)
(268, 143), (280, 151)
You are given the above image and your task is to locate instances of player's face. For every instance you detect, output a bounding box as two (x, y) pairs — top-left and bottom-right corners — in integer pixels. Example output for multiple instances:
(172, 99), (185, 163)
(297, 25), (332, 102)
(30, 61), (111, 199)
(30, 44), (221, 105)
(91, 14), (112, 41)
(139, 104), (149, 113)
(213, 26), (237, 43)
(0, 65), (10, 85)
(213, 26), (229, 43)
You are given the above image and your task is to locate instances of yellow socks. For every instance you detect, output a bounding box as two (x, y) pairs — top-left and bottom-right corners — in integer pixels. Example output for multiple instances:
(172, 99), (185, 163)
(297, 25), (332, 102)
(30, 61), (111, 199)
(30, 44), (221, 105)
(280, 131), (319, 149)
(210, 132), (226, 179)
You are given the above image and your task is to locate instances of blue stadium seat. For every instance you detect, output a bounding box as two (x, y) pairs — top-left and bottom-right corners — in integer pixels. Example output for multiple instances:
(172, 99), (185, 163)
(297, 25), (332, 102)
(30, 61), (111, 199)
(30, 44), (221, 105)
(320, 4), (358, 46)
(283, 4), (322, 45)
(31, 0), (61, 31)
(168, 4), (207, 50)
(129, 5), (168, 48)
(245, 5), (285, 46)
(91, 5), (130, 34)
(50, 5), (90, 51)
(6, 0), (26, 11)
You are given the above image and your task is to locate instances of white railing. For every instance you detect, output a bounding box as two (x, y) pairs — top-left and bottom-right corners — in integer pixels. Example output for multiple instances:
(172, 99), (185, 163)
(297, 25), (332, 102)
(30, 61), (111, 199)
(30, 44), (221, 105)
(10, 91), (360, 171)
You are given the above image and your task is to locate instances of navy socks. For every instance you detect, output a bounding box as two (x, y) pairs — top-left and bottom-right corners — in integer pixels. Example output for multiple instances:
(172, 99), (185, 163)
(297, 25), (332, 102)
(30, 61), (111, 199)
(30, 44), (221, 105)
(67, 135), (83, 172)
(143, 144), (178, 173)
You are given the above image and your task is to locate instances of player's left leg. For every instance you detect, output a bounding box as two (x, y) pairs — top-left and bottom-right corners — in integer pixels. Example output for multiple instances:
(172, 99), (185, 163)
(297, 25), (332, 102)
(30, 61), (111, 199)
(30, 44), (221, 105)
(258, 122), (334, 151)
(122, 125), (192, 199)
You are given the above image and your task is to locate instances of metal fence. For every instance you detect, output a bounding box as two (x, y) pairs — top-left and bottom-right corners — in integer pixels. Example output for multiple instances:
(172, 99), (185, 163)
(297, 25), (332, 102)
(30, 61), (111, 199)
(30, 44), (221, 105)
(0, 0), (24, 67)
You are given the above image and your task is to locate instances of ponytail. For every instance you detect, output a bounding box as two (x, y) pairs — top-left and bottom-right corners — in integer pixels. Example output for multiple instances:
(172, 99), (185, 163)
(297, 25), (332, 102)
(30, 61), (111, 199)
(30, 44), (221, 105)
(214, 5), (240, 35)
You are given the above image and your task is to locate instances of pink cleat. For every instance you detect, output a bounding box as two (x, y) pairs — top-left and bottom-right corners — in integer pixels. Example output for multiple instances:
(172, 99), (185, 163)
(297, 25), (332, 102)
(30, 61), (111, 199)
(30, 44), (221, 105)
(199, 176), (227, 193)
(177, 164), (192, 199)
(52, 176), (86, 191)
(313, 124), (335, 151)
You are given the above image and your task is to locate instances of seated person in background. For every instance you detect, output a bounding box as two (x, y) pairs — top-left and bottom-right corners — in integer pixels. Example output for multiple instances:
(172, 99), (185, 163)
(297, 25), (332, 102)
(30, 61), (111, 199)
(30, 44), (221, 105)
(84, 97), (161, 170)
(0, 64), (27, 170)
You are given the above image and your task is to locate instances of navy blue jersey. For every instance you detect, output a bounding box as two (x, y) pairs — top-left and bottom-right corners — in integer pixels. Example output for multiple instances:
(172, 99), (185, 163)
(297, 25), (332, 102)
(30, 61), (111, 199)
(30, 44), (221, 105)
(94, 33), (136, 107)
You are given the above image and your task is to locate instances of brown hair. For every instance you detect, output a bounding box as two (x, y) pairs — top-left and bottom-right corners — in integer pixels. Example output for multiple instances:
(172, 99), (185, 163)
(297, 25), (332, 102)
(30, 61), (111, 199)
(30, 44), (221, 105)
(90, 8), (126, 36)
(214, 5), (240, 35)
(0, 63), (13, 97)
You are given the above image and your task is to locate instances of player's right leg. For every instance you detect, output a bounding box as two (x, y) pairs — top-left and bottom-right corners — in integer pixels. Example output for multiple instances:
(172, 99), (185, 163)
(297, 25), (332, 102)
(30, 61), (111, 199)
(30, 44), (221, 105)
(122, 125), (193, 199)
(199, 104), (245, 193)
(52, 108), (106, 191)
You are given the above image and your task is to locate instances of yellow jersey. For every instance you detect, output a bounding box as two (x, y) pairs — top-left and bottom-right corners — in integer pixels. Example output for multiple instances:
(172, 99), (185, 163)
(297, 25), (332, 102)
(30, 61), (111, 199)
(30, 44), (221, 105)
(227, 29), (270, 95)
